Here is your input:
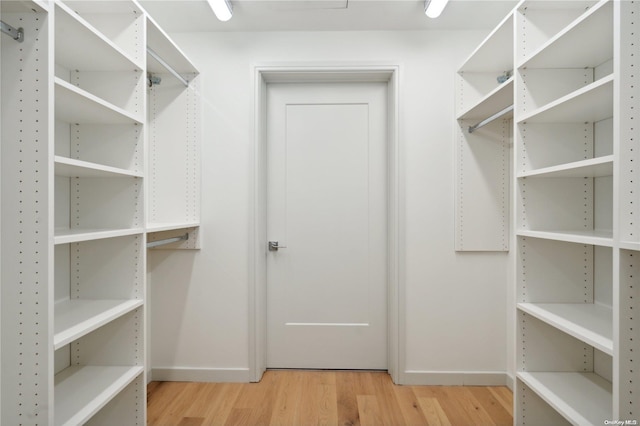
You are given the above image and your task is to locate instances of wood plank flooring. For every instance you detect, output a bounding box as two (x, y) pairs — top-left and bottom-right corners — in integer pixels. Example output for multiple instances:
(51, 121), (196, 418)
(147, 370), (513, 426)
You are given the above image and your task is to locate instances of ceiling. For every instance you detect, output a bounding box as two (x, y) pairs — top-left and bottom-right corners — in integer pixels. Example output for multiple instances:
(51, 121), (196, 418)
(139, 0), (518, 32)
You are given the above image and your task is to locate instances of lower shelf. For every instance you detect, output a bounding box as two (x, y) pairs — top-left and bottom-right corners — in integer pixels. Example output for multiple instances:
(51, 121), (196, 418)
(54, 299), (144, 350)
(54, 365), (143, 426)
(517, 303), (613, 355)
(517, 371), (612, 426)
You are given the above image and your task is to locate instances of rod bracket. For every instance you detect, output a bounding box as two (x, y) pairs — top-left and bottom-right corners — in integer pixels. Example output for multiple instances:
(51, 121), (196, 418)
(1, 20), (24, 43)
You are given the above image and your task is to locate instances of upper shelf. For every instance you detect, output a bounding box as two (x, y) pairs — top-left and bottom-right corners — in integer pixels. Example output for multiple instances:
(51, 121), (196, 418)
(459, 12), (514, 73)
(518, 0), (612, 69)
(55, 1), (143, 72)
(55, 78), (143, 125)
(518, 75), (613, 123)
(457, 77), (513, 121)
(146, 17), (198, 75)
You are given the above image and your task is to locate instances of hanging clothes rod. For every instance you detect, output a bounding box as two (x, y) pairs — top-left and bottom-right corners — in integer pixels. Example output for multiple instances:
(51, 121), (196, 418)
(468, 105), (514, 134)
(147, 233), (189, 249)
(1, 20), (24, 43)
(147, 47), (189, 87)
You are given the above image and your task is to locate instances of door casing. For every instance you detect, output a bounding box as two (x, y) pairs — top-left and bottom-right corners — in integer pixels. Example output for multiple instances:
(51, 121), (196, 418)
(250, 64), (402, 383)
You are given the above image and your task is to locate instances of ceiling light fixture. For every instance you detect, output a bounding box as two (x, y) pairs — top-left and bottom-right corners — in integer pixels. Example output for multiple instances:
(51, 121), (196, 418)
(424, 0), (450, 18)
(208, 0), (233, 22)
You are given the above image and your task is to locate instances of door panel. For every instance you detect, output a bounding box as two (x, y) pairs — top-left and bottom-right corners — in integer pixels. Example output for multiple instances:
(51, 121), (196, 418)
(267, 82), (387, 369)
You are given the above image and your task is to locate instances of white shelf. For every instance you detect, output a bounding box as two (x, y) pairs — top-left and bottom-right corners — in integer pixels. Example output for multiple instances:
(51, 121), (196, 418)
(620, 241), (640, 252)
(457, 77), (514, 120)
(54, 299), (143, 350)
(518, 75), (613, 123)
(54, 228), (143, 245)
(517, 372), (612, 426)
(517, 303), (613, 354)
(54, 365), (143, 426)
(146, 222), (200, 233)
(459, 12), (514, 73)
(517, 229), (613, 247)
(146, 17), (198, 75)
(55, 156), (142, 178)
(518, 156), (613, 178)
(518, 0), (612, 69)
(55, 1), (143, 72)
(55, 78), (143, 125)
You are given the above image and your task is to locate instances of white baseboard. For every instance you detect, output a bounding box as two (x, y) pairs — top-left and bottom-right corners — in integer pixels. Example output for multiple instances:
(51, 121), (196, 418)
(401, 370), (508, 386)
(505, 372), (515, 391)
(151, 367), (251, 383)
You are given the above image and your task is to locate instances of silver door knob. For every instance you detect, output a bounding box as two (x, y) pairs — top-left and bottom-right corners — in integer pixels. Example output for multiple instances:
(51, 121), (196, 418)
(269, 241), (287, 251)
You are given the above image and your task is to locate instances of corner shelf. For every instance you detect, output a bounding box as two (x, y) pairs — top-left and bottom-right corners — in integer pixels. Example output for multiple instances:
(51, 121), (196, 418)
(146, 17), (198, 76)
(517, 372), (612, 426)
(517, 75), (613, 123)
(457, 77), (513, 121)
(459, 12), (514, 73)
(54, 365), (143, 426)
(517, 303), (613, 355)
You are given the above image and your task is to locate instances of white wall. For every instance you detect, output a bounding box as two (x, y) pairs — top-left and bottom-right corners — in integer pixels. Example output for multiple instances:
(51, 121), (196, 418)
(148, 30), (511, 384)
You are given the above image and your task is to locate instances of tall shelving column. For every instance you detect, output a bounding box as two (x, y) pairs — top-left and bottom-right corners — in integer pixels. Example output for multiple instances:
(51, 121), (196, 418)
(512, 0), (633, 424)
(52, 1), (147, 424)
(1, 1), (52, 423)
(455, 9), (514, 251)
(1, 0), (200, 422)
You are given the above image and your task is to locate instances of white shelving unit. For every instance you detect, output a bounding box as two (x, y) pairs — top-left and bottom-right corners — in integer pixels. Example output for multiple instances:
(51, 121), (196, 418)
(454, 9), (514, 251)
(1, 0), (201, 423)
(53, 1), (146, 425)
(145, 16), (201, 250)
(511, 0), (637, 423)
(458, 0), (637, 423)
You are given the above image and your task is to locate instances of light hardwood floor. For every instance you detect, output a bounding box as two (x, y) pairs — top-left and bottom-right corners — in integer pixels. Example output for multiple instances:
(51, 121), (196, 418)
(147, 370), (513, 425)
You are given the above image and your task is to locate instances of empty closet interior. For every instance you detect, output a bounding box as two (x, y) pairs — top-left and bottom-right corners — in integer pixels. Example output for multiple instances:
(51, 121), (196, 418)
(1, 0), (638, 424)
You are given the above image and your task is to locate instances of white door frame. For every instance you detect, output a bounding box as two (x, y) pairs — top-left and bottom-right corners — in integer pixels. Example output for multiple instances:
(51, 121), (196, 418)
(249, 64), (402, 383)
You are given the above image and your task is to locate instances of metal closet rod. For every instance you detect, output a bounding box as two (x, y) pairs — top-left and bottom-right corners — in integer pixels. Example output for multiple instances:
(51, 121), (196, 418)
(1, 20), (24, 43)
(147, 233), (189, 248)
(468, 105), (514, 134)
(147, 47), (189, 87)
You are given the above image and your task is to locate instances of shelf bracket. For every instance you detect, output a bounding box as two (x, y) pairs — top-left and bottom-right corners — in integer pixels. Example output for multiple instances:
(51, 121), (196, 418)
(1, 20), (24, 43)
(146, 233), (189, 249)
(147, 47), (189, 87)
(468, 105), (514, 133)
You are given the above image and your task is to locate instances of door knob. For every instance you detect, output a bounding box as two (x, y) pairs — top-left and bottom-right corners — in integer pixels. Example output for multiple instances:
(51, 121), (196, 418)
(269, 241), (287, 251)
